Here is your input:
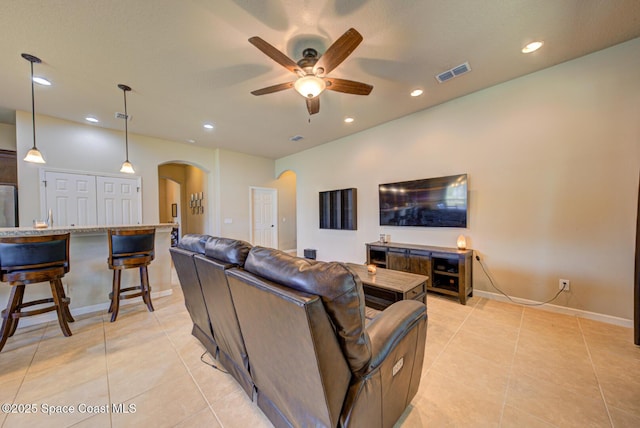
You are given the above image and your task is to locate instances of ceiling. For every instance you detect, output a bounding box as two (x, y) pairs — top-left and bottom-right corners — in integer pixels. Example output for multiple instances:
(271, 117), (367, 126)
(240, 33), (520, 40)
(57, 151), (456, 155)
(1, 0), (639, 159)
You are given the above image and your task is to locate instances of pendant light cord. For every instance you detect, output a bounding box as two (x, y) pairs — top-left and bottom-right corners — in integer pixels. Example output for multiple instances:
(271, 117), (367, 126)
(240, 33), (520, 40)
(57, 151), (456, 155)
(123, 89), (129, 161)
(29, 60), (37, 150)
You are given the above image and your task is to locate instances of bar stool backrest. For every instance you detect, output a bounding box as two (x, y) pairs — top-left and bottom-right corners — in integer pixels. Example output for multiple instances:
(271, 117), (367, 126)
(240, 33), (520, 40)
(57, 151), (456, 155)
(0, 234), (70, 280)
(108, 228), (155, 269)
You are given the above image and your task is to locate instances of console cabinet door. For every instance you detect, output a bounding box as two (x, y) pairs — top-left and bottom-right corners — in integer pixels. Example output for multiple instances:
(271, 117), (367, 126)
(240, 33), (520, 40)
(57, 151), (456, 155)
(409, 250), (431, 277)
(387, 248), (408, 271)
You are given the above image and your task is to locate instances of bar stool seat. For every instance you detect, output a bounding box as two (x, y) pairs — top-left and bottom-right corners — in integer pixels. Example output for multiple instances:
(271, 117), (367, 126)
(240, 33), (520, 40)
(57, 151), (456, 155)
(0, 233), (74, 352)
(107, 228), (155, 322)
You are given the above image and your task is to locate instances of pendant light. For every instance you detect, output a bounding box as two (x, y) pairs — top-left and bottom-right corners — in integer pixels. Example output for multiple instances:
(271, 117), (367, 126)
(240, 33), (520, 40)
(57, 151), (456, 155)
(118, 84), (135, 174)
(21, 53), (46, 164)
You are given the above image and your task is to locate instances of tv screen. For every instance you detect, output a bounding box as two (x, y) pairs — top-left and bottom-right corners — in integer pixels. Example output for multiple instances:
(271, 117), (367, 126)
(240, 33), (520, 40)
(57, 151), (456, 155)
(379, 174), (468, 228)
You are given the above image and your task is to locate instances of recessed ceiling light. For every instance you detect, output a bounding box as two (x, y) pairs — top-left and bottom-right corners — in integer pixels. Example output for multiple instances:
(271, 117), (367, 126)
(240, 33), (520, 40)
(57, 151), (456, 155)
(344, 117), (354, 123)
(33, 77), (51, 86)
(410, 89), (423, 97)
(85, 116), (99, 123)
(522, 41), (544, 54)
(203, 123), (214, 130)
(187, 139), (196, 143)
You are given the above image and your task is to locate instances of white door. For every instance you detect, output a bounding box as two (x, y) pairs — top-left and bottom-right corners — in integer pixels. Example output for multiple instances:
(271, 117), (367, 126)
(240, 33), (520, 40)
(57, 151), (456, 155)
(97, 176), (141, 225)
(251, 187), (277, 248)
(44, 171), (97, 226)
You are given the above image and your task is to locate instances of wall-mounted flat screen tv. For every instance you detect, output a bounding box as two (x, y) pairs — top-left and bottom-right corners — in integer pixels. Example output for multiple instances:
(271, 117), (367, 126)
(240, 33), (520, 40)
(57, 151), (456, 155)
(379, 174), (468, 228)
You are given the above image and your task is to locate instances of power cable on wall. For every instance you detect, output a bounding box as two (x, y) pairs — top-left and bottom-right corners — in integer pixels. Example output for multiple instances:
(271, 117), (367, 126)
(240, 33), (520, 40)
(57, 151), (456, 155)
(475, 254), (566, 306)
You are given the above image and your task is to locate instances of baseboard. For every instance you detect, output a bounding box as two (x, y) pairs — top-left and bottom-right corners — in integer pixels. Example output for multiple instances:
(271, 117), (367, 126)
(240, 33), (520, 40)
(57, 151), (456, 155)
(473, 290), (633, 328)
(14, 289), (174, 330)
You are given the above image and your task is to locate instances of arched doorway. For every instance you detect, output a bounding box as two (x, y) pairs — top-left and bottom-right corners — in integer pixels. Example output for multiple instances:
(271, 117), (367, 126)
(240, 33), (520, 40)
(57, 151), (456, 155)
(158, 162), (208, 235)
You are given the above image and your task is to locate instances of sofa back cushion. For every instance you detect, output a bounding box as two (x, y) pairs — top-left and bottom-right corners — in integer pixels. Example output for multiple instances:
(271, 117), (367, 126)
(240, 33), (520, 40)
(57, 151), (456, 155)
(177, 234), (214, 254)
(205, 237), (252, 266)
(244, 246), (371, 372)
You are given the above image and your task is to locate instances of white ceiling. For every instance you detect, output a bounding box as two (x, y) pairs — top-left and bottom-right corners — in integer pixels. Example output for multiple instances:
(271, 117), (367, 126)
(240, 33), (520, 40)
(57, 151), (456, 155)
(1, 0), (639, 159)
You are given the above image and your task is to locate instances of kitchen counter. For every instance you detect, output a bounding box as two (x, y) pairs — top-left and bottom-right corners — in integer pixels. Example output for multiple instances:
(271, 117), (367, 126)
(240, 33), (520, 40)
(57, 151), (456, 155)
(0, 223), (173, 236)
(0, 224), (175, 327)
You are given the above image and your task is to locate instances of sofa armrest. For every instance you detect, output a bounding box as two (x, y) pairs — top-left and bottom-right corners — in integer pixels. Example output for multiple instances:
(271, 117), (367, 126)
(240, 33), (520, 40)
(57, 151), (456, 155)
(340, 300), (427, 427)
(363, 300), (427, 374)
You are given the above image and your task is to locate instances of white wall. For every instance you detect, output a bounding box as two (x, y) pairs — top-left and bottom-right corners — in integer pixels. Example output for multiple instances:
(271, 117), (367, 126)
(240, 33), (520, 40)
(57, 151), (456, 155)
(15, 113), (216, 231)
(276, 38), (640, 320)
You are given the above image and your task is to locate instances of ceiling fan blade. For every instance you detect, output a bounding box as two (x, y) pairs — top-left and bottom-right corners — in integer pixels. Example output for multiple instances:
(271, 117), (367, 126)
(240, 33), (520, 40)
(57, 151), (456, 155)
(306, 97), (320, 115)
(249, 36), (300, 74)
(251, 81), (295, 96)
(314, 28), (363, 75)
(325, 78), (373, 95)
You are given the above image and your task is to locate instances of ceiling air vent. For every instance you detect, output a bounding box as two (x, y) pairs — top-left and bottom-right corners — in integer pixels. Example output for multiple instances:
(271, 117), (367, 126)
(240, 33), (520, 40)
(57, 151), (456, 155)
(115, 112), (132, 121)
(436, 62), (471, 83)
(289, 135), (304, 142)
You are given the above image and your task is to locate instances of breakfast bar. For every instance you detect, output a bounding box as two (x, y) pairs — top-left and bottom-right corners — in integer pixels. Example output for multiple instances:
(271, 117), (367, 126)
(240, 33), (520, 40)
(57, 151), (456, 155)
(0, 224), (173, 323)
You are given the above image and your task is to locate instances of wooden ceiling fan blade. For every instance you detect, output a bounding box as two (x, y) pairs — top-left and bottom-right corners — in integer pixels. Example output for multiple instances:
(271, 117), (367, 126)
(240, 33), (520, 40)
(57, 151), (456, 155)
(325, 78), (373, 95)
(314, 28), (363, 75)
(251, 81), (295, 96)
(249, 36), (300, 74)
(306, 97), (320, 115)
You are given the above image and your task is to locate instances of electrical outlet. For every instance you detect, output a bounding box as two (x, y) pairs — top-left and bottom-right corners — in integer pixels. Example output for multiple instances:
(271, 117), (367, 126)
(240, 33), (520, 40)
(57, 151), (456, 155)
(559, 279), (570, 292)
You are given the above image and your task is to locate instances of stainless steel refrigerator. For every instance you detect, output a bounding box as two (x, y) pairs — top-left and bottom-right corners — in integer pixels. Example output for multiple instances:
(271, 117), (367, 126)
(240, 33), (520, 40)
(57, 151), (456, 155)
(0, 185), (18, 227)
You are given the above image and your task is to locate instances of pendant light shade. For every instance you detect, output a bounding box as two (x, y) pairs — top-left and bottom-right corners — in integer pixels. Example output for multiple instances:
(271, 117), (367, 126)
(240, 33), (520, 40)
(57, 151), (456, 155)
(21, 53), (46, 164)
(118, 84), (134, 174)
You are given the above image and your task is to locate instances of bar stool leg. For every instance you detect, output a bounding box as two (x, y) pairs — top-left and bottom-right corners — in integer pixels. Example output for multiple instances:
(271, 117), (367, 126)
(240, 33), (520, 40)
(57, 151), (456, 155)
(110, 270), (121, 323)
(49, 279), (72, 337)
(140, 266), (154, 312)
(54, 279), (74, 322)
(7, 285), (25, 338)
(0, 285), (23, 352)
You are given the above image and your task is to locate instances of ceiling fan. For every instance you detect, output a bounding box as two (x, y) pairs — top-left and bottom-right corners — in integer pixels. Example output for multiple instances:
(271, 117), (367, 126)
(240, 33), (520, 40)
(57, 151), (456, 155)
(249, 28), (373, 115)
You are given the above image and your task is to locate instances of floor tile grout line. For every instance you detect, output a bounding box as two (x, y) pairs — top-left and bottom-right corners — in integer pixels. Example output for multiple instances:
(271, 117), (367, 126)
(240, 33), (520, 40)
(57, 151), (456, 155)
(101, 314), (114, 428)
(577, 317), (614, 428)
(0, 320), (48, 428)
(423, 296), (480, 376)
(497, 304), (527, 427)
(152, 304), (226, 428)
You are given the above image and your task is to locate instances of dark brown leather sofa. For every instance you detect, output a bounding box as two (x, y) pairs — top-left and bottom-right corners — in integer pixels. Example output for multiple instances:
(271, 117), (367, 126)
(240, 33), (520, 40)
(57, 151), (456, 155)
(172, 235), (427, 427)
(193, 237), (253, 397)
(170, 235), (254, 398)
(169, 234), (216, 354)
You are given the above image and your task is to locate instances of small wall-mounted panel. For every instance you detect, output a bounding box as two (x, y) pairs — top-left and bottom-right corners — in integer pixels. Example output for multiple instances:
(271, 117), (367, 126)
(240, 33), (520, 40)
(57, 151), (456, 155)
(319, 188), (357, 230)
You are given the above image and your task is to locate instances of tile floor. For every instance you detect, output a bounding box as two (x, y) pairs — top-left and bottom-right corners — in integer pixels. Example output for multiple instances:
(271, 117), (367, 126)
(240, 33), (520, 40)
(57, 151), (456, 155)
(1, 274), (639, 427)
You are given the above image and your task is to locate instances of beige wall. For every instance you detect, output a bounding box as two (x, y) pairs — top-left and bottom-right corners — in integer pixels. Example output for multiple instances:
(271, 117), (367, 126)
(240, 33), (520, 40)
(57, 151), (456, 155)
(0, 123), (16, 150)
(276, 38), (640, 320)
(273, 170), (297, 251)
(215, 149), (297, 249)
(15, 113), (216, 230)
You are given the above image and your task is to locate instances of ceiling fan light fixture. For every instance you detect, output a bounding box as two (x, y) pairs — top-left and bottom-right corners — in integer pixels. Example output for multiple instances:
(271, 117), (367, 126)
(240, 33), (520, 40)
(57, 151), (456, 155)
(294, 75), (326, 98)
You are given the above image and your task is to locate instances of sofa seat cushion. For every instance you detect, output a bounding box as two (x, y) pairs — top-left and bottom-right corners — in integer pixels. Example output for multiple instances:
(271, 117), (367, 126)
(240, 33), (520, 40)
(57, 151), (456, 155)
(244, 246), (371, 372)
(205, 237), (252, 266)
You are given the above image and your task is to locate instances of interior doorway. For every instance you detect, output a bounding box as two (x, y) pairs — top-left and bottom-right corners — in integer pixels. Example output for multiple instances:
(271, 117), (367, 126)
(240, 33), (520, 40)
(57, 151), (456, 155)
(250, 187), (278, 248)
(158, 162), (207, 235)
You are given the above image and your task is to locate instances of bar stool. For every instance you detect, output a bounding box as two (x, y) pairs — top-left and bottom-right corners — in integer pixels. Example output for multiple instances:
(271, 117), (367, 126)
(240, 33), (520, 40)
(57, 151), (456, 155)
(0, 233), (74, 352)
(107, 228), (155, 322)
